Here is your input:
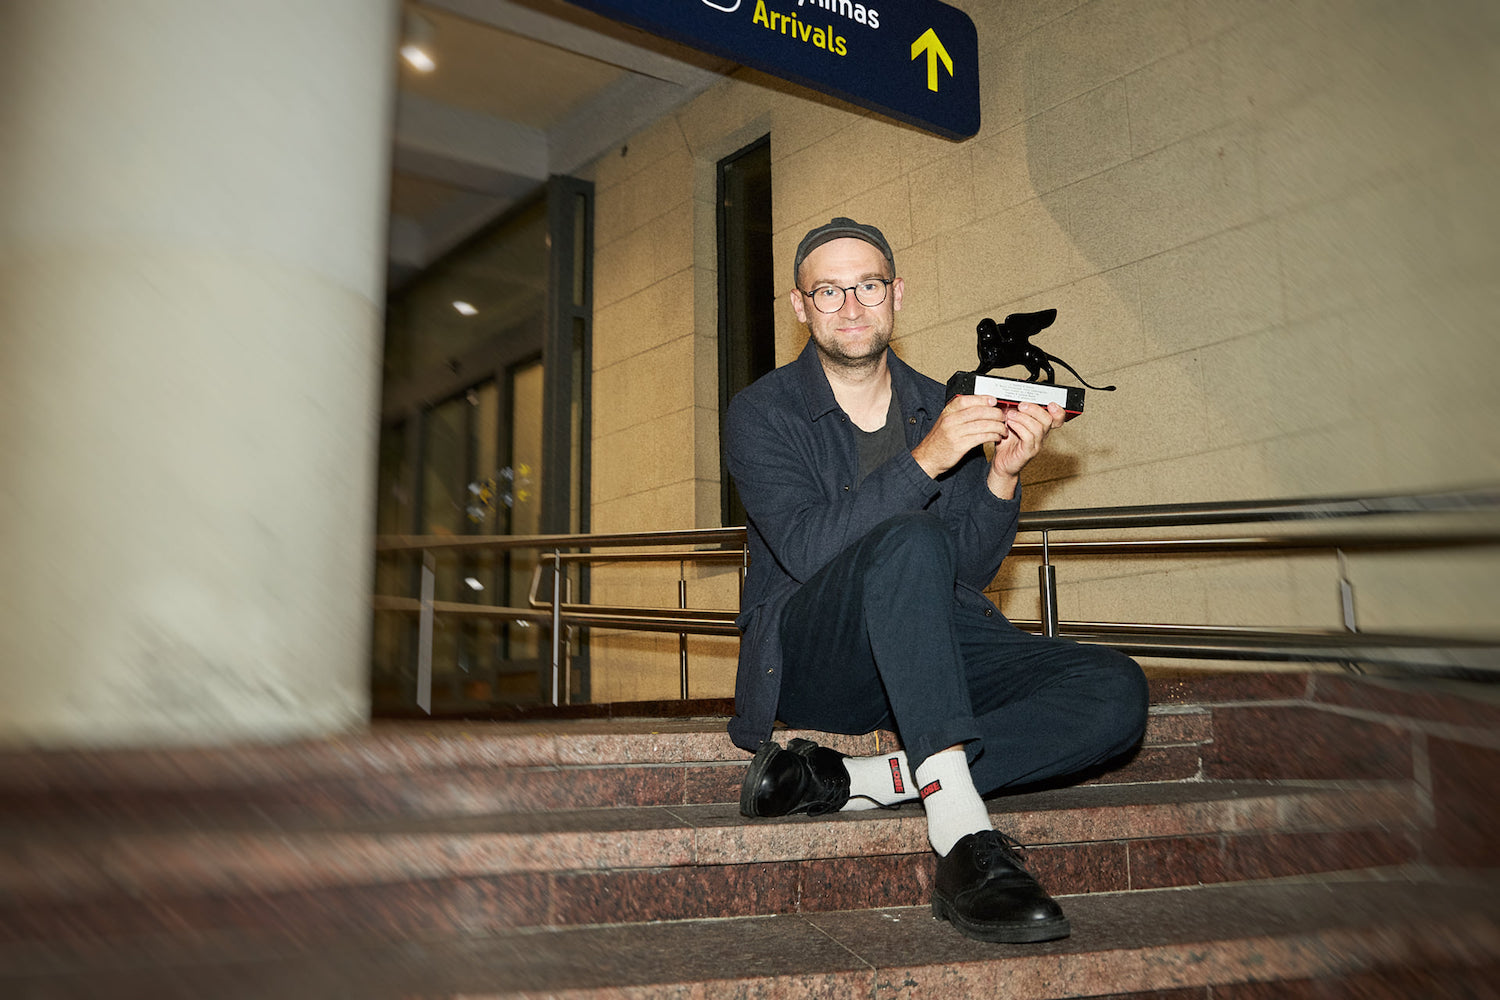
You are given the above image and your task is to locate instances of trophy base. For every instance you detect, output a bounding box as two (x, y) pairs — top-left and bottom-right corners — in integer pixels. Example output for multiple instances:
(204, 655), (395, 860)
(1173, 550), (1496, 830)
(945, 372), (1086, 418)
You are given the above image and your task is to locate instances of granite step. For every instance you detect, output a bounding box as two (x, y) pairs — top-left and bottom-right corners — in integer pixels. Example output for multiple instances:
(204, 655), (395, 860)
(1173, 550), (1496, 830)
(10, 668), (1485, 825)
(0, 709), (1211, 826)
(3, 874), (1497, 999)
(4, 671), (1494, 997)
(0, 779), (1421, 944)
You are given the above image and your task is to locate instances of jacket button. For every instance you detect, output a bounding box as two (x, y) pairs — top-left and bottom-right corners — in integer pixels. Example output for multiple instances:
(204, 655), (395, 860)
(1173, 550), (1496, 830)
(908, 417), (916, 425)
(984, 608), (994, 617)
(842, 484), (850, 491)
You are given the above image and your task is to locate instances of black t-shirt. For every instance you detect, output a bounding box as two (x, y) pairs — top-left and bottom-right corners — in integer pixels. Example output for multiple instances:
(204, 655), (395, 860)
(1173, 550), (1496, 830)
(853, 387), (906, 489)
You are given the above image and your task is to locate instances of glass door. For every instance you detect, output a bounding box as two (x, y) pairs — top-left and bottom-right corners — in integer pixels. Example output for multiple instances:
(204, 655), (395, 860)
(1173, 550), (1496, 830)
(420, 380), (503, 705)
(372, 178), (591, 715)
(499, 359), (545, 695)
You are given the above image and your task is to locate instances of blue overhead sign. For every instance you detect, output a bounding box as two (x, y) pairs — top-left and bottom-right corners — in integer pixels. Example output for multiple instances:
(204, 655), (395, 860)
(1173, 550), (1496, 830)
(568, 0), (980, 140)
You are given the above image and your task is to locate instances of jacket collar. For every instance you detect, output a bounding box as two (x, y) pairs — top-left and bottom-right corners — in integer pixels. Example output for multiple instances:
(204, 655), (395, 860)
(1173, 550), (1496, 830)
(793, 337), (932, 425)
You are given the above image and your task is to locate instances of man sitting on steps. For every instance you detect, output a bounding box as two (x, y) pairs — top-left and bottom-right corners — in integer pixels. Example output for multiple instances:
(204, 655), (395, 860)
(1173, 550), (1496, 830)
(724, 217), (1149, 944)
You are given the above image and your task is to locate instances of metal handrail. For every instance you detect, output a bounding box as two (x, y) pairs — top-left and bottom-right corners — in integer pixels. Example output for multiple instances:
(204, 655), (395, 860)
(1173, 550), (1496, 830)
(374, 526), (747, 554)
(373, 486), (1500, 710)
(373, 488), (1500, 553)
(1014, 487), (1500, 530)
(1009, 531), (1499, 556)
(372, 595), (739, 632)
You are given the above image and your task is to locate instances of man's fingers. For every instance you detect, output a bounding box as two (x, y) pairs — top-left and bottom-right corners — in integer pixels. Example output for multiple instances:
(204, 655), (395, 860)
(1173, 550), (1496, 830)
(956, 397), (1064, 430)
(989, 401), (1067, 479)
(916, 395), (1015, 477)
(1009, 417), (1046, 441)
(943, 393), (999, 416)
(944, 397), (1007, 432)
(941, 395), (1066, 459)
(945, 393), (988, 407)
(1005, 402), (1064, 435)
(997, 403), (1058, 457)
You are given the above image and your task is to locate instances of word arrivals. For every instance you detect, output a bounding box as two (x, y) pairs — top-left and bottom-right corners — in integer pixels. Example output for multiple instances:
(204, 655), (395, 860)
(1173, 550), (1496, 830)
(567, 0), (979, 139)
(797, 0), (881, 29)
(754, 0), (847, 53)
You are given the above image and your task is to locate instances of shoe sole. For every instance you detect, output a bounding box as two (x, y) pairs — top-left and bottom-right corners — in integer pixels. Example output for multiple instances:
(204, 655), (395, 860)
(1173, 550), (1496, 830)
(930, 894), (1072, 944)
(738, 740), (783, 817)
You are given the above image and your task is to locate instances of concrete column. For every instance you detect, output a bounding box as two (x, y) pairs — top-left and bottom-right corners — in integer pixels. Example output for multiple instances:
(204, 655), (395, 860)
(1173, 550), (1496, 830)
(0, 1), (398, 745)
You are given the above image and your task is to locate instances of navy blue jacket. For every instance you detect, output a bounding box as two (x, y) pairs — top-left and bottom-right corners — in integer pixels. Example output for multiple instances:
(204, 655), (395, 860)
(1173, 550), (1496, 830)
(724, 338), (1021, 752)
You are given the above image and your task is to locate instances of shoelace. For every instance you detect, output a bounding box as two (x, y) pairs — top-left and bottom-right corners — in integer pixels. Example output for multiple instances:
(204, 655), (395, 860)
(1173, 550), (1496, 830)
(780, 740), (909, 816)
(785, 739), (853, 816)
(970, 829), (1031, 872)
(802, 792), (903, 816)
(794, 773), (853, 816)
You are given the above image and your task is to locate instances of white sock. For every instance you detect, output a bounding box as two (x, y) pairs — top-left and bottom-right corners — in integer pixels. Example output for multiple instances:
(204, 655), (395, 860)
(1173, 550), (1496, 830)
(839, 751), (917, 812)
(914, 748), (993, 856)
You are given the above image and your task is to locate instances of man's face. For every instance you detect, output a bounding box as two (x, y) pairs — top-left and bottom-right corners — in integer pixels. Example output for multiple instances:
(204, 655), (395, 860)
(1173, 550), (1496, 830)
(791, 237), (904, 371)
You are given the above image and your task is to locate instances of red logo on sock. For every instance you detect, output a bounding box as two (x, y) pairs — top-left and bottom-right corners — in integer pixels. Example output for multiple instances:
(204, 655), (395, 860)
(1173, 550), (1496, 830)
(888, 758), (905, 794)
(919, 779), (942, 800)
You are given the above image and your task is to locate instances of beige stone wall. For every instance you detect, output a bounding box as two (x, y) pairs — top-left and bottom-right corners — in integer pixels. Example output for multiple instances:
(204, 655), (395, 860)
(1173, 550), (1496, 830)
(578, 0), (1500, 699)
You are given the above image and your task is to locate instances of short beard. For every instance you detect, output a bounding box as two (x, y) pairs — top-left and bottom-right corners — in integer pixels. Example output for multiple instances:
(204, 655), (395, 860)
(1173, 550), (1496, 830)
(815, 343), (885, 375)
(810, 326), (891, 375)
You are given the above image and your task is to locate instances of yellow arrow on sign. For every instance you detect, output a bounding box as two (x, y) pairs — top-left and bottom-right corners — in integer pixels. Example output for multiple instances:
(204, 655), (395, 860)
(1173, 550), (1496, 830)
(910, 28), (954, 92)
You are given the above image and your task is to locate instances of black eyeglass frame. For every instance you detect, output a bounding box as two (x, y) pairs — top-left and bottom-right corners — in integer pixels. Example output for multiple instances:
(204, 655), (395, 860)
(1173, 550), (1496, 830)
(797, 277), (895, 314)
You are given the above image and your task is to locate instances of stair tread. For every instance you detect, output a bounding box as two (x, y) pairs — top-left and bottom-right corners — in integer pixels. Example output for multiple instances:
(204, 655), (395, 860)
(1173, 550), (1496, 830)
(0, 711), (1204, 792)
(5, 875), (1495, 999)
(0, 718), (749, 790)
(0, 778), (1408, 836)
(0, 780), (1417, 898)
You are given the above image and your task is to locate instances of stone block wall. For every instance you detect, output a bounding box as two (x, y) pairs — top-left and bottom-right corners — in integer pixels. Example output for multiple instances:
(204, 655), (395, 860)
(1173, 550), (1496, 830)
(577, 0), (1500, 700)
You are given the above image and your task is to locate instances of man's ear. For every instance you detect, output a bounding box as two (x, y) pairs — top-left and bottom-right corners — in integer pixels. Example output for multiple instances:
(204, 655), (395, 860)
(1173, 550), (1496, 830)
(891, 276), (905, 313)
(790, 286), (809, 323)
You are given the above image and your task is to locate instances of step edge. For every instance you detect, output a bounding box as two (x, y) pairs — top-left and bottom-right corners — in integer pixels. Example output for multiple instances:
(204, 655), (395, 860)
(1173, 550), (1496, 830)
(0, 781), (1423, 899)
(4, 876), (1496, 999)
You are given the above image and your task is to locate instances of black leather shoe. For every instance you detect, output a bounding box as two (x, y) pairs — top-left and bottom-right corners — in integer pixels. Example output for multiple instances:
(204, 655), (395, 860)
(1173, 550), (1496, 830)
(931, 830), (1071, 943)
(739, 738), (851, 817)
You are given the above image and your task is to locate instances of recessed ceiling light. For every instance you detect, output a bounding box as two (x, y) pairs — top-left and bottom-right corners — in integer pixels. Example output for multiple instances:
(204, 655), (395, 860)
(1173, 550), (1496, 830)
(401, 11), (436, 72)
(452, 301), (477, 316)
(401, 44), (436, 72)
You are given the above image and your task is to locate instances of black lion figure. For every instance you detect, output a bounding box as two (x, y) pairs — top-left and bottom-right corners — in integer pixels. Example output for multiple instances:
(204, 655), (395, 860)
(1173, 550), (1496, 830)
(975, 309), (1115, 391)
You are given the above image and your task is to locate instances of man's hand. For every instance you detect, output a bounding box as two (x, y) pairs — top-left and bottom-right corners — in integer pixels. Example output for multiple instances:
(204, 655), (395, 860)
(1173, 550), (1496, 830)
(912, 395), (1012, 479)
(987, 401), (1065, 499)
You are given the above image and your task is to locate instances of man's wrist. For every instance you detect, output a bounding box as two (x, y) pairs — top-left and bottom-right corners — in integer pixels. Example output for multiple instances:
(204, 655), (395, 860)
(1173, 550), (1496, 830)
(987, 468), (1019, 500)
(910, 442), (943, 481)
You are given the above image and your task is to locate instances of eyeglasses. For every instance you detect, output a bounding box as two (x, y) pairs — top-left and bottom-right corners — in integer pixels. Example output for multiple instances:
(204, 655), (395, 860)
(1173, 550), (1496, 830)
(798, 277), (894, 314)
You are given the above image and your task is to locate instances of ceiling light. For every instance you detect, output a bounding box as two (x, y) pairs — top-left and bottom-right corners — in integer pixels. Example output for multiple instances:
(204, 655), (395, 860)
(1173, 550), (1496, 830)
(402, 45), (435, 72)
(464, 577), (484, 591)
(401, 10), (436, 72)
(452, 300), (477, 316)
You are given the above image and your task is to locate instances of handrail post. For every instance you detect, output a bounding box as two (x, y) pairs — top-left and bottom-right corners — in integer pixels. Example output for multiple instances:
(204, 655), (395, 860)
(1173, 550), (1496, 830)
(550, 549), (563, 706)
(417, 550), (435, 714)
(1335, 546), (1364, 675)
(678, 560), (690, 700)
(562, 573), (573, 705)
(1337, 547), (1358, 633)
(1039, 530), (1059, 638)
(739, 543), (748, 608)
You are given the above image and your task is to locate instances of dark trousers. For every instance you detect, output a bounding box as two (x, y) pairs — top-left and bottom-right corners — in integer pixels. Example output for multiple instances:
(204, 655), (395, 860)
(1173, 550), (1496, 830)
(777, 512), (1148, 795)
